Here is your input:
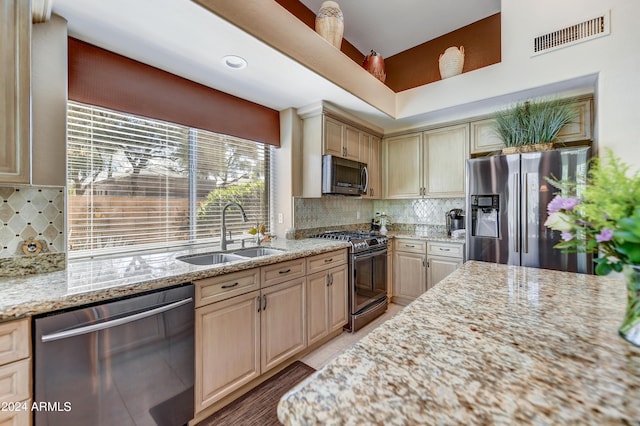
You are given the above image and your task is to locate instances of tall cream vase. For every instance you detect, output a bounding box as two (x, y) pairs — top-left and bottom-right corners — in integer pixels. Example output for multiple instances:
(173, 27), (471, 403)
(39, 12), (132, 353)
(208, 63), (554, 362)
(315, 1), (344, 49)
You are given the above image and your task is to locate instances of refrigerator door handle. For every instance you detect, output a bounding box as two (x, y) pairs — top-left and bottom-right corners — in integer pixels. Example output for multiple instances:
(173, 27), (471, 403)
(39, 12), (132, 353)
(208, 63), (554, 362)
(524, 173), (529, 254)
(513, 173), (519, 253)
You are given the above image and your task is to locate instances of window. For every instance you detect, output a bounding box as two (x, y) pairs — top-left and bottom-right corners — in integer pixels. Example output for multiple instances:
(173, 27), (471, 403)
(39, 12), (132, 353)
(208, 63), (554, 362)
(67, 101), (270, 258)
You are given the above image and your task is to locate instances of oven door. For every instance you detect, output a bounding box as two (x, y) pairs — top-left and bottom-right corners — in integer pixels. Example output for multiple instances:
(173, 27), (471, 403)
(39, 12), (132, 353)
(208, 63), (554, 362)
(351, 248), (387, 314)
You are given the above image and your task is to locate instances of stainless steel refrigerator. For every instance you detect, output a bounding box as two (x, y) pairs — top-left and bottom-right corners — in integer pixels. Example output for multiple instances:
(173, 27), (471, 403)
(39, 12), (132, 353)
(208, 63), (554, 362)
(465, 147), (592, 273)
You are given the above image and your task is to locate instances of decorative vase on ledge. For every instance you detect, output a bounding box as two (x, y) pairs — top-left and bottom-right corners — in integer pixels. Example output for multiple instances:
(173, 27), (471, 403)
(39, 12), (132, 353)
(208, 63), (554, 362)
(620, 264), (640, 346)
(438, 46), (464, 79)
(362, 50), (386, 82)
(315, 1), (344, 49)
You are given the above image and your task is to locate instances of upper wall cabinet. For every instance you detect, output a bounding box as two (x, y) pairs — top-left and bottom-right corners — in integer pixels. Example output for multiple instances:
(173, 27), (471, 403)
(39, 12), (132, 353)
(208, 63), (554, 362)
(470, 96), (593, 156)
(383, 123), (468, 199)
(297, 102), (384, 198)
(0, 0), (30, 183)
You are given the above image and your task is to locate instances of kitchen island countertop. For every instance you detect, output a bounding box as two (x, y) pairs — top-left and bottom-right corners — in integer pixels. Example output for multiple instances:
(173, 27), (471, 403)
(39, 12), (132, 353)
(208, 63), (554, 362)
(278, 260), (640, 425)
(0, 238), (349, 321)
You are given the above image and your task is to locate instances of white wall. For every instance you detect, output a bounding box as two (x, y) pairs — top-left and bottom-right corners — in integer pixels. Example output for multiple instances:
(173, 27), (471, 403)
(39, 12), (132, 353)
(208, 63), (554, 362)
(395, 0), (640, 169)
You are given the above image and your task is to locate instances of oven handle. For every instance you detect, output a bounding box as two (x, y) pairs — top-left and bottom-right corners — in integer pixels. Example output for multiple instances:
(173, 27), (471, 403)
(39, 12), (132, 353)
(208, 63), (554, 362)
(41, 298), (193, 343)
(352, 248), (387, 261)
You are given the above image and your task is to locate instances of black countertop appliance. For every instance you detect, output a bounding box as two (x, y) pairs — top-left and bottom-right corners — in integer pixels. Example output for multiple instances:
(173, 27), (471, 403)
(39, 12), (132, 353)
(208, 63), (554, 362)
(447, 208), (465, 236)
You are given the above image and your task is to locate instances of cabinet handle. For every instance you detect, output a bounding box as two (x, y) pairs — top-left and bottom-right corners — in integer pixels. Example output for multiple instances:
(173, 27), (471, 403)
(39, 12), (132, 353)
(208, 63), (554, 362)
(327, 274), (331, 287)
(439, 248), (451, 252)
(221, 282), (239, 289)
(257, 295), (261, 312)
(329, 272), (333, 286)
(263, 295), (267, 311)
(324, 258), (333, 263)
(279, 268), (291, 274)
(405, 244), (416, 248)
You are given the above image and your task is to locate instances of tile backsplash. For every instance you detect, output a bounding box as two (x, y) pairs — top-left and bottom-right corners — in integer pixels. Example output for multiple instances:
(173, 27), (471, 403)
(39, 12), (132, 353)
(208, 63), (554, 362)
(293, 196), (465, 236)
(0, 186), (65, 258)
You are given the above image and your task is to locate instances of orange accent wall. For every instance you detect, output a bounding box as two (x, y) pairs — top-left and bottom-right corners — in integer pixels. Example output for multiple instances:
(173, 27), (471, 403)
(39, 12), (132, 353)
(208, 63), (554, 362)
(68, 38), (280, 146)
(384, 13), (501, 92)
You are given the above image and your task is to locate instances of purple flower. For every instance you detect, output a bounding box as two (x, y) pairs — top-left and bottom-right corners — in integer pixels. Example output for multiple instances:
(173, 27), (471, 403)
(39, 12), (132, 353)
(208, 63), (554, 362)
(547, 195), (581, 214)
(596, 228), (614, 243)
(561, 231), (574, 242)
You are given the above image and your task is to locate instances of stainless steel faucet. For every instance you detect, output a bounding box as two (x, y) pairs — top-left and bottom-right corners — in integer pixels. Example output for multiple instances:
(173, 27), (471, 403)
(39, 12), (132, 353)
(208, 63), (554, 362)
(220, 202), (248, 250)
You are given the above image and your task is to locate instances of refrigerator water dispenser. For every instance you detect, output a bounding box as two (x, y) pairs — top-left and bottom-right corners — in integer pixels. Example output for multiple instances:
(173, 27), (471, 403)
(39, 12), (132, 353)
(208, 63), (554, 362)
(470, 195), (500, 238)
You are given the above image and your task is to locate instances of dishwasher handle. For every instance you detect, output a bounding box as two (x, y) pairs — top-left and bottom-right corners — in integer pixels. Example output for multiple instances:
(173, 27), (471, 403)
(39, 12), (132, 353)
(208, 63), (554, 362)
(41, 297), (193, 343)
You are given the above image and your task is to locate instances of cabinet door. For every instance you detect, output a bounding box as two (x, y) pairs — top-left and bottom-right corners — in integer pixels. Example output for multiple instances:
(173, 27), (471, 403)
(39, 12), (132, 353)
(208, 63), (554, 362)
(424, 123), (468, 197)
(261, 278), (306, 372)
(328, 264), (348, 333)
(195, 290), (260, 413)
(367, 136), (382, 199)
(306, 271), (330, 346)
(393, 251), (426, 302)
(470, 118), (505, 154)
(0, 0), (30, 183)
(428, 256), (463, 288)
(556, 98), (592, 143)
(323, 116), (344, 157)
(343, 126), (360, 161)
(384, 133), (423, 198)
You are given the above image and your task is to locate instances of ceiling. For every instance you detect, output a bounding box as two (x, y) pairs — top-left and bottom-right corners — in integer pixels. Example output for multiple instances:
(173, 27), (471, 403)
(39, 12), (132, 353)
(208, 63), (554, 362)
(51, 0), (500, 131)
(298, 0), (500, 58)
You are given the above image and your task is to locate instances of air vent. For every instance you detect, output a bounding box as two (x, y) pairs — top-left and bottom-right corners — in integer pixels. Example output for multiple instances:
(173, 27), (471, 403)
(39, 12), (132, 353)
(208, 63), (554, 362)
(533, 11), (610, 55)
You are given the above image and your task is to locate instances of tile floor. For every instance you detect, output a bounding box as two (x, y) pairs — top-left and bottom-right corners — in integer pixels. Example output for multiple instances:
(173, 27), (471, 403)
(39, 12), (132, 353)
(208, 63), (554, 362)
(301, 302), (404, 370)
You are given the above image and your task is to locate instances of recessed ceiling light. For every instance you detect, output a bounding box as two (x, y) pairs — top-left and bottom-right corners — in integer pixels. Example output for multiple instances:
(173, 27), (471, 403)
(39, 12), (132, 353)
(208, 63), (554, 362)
(222, 55), (247, 70)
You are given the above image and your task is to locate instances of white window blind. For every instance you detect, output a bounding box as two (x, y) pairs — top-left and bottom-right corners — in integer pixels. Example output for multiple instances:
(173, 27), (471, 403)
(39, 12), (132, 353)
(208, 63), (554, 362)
(67, 101), (270, 258)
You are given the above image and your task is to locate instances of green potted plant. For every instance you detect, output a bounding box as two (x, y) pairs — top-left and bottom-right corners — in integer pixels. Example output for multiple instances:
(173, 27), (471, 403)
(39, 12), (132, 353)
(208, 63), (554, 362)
(494, 97), (578, 154)
(544, 149), (640, 346)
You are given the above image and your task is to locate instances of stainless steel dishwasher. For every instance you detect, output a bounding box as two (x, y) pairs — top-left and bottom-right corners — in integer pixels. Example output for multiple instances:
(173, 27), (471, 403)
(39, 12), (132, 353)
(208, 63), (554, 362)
(34, 284), (194, 426)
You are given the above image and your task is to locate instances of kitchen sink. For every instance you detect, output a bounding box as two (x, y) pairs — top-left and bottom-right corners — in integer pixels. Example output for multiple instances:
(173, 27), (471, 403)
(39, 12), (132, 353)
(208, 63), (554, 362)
(231, 247), (285, 258)
(177, 252), (246, 265)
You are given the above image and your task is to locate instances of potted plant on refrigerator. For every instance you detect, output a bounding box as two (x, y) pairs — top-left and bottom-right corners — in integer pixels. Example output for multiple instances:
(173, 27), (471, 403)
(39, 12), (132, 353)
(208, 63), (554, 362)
(494, 97), (578, 154)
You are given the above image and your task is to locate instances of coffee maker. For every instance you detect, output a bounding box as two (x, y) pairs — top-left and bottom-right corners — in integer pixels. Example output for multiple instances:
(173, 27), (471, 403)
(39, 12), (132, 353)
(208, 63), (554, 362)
(446, 208), (465, 236)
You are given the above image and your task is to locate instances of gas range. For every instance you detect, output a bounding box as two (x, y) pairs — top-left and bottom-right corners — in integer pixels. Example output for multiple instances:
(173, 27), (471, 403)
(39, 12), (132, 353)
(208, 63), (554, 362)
(312, 231), (388, 253)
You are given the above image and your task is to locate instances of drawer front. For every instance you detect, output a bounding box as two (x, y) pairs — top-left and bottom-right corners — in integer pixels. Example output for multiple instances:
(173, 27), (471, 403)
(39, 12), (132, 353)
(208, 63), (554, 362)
(427, 242), (464, 258)
(394, 238), (426, 254)
(195, 268), (260, 307)
(0, 319), (29, 366)
(261, 258), (306, 288)
(306, 249), (347, 275)
(0, 358), (30, 403)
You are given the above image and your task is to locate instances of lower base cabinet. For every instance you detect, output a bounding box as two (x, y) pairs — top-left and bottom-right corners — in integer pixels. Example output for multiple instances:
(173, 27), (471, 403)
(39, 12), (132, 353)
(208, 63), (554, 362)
(195, 290), (260, 413)
(306, 264), (348, 347)
(261, 278), (306, 372)
(428, 256), (463, 287)
(194, 249), (348, 417)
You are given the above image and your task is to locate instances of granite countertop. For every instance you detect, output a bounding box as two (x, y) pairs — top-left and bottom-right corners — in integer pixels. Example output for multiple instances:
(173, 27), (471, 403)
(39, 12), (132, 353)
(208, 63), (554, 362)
(0, 239), (350, 321)
(278, 260), (640, 425)
(388, 233), (466, 244)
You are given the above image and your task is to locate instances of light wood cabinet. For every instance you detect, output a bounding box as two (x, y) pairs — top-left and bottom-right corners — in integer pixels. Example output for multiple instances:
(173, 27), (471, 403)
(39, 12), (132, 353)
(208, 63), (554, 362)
(306, 250), (348, 346)
(423, 124), (468, 197)
(261, 278), (306, 372)
(393, 239), (427, 305)
(365, 135), (382, 199)
(384, 124), (468, 199)
(0, 0), (30, 184)
(323, 116), (362, 161)
(470, 97), (593, 156)
(298, 103), (383, 197)
(0, 318), (31, 426)
(427, 241), (464, 288)
(195, 289), (261, 413)
(383, 133), (423, 199)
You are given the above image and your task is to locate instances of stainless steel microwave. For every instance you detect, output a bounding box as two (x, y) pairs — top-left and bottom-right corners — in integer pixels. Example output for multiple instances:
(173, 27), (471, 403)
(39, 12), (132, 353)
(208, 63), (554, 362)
(322, 155), (368, 196)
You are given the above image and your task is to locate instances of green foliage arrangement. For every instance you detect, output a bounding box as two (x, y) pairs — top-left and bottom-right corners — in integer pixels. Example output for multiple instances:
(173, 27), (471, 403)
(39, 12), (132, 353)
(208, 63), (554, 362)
(494, 98), (578, 147)
(544, 149), (640, 275)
